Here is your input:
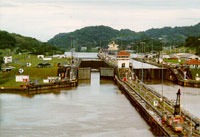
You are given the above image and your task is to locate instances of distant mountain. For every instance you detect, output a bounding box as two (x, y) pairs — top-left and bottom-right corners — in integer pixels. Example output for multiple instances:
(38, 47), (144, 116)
(48, 23), (200, 50)
(0, 30), (60, 55)
(142, 23), (200, 44)
(48, 25), (143, 50)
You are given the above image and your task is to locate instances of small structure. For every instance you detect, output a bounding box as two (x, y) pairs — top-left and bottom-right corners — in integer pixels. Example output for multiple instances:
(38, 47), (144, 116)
(81, 47), (87, 51)
(116, 50), (130, 68)
(37, 55), (44, 59)
(43, 79), (49, 83)
(47, 76), (61, 82)
(59, 55), (66, 58)
(16, 75), (29, 82)
(37, 63), (51, 68)
(43, 57), (52, 61)
(172, 53), (200, 60)
(3, 56), (12, 64)
(27, 62), (32, 67)
(185, 59), (200, 68)
(53, 55), (60, 58)
(53, 54), (66, 58)
(1, 66), (15, 72)
(162, 54), (170, 59)
(19, 68), (24, 74)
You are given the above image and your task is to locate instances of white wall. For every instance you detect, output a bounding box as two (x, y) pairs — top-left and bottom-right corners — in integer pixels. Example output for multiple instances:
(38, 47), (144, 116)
(117, 59), (130, 68)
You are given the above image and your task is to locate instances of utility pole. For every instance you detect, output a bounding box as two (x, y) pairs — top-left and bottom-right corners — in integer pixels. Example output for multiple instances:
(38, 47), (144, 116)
(140, 42), (145, 83)
(152, 38), (154, 62)
(159, 37), (165, 111)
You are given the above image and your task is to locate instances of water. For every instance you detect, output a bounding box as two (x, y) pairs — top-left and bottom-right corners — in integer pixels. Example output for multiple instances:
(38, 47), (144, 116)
(146, 80), (200, 118)
(0, 72), (153, 137)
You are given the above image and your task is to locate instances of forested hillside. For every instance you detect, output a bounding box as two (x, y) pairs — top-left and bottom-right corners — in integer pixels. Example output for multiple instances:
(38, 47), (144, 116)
(48, 23), (200, 52)
(0, 30), (61, 56)
(143, 23), (200, 45)
(48, 25), (144, 51)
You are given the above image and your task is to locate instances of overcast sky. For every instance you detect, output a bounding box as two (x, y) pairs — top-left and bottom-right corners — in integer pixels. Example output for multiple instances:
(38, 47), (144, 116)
(0, 0), (200, 41)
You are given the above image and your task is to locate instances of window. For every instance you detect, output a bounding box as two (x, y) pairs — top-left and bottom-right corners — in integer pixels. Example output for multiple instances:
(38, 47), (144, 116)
(122, 63), (125, 68)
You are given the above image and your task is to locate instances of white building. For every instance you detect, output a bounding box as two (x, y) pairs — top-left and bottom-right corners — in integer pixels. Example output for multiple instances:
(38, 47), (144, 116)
(47, 77), (61, 82)
(53, 54), (60, 58)
(3, 56), (12, 64)
(16, 75), (29, 82)
(173, 53), (200, 60)
(116, 50), (130, 68)
(43, 57), (52, 61)
(162, 54), (170, 59)
(53, 54), (66, 58)
(186, 59), (200, 68)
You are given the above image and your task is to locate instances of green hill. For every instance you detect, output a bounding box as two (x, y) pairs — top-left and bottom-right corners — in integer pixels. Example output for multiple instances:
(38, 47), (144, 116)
(48, 23), (200, 52)
(143, 23), (200, 45)
(48, 25), (143, 51)
(0, 30), (61, 56)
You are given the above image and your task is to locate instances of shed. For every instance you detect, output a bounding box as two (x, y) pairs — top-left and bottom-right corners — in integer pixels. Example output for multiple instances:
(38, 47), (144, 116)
(37, 63), (51, 68)
(3, 56), (12, 64)
(37, 55), (44, 59)
(16, 75), (29, 82)
(43, 57), (52, 61)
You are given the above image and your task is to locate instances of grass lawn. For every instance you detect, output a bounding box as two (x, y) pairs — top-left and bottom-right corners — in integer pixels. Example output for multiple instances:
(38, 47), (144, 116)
(0, 54), (70, 87)
(11, 54), (70, 68)
(163, 59), (185, 64)
(0, 67), (58, 87)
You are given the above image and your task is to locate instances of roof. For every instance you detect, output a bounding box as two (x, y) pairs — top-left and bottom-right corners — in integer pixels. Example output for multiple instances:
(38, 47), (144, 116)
(174, 53), (200, 59)
(186, 59), (200, 65)
(117, 50), (130, 56)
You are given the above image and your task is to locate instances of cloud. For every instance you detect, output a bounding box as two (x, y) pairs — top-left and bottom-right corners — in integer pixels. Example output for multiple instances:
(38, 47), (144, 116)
(0, 0), (200, 41)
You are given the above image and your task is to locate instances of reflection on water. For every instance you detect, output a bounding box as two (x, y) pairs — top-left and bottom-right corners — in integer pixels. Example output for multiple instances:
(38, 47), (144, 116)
(146, 80), (200, 117)
(0, 72), (153, 137)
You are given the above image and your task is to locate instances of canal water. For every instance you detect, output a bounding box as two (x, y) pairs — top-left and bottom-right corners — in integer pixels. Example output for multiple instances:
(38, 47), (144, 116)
(146, 80), (200, 118)
(0, 72), (153, 137)
(65, 52), (199, 118)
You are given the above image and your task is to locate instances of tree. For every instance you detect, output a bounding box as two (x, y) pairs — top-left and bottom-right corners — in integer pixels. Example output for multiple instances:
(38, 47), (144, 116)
(185, 36), (200, 55)
(0, 31), (16, 49)
(0, 52), (3, 71)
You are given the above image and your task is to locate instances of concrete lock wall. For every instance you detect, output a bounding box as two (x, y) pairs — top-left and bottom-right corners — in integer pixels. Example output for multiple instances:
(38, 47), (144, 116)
(133, 69), (169, 80)
(100, 67), (114, 78)
(78, 67), (91, 80)
(79, 60), (110, 69)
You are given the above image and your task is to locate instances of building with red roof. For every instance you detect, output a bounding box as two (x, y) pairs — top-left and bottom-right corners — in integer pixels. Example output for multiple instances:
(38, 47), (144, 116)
(185, 59), (200, 68)
(117, 50), (130, 68)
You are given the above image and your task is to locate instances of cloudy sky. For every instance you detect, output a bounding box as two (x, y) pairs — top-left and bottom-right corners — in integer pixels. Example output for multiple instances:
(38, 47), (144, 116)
(0, 0), (200, 41)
